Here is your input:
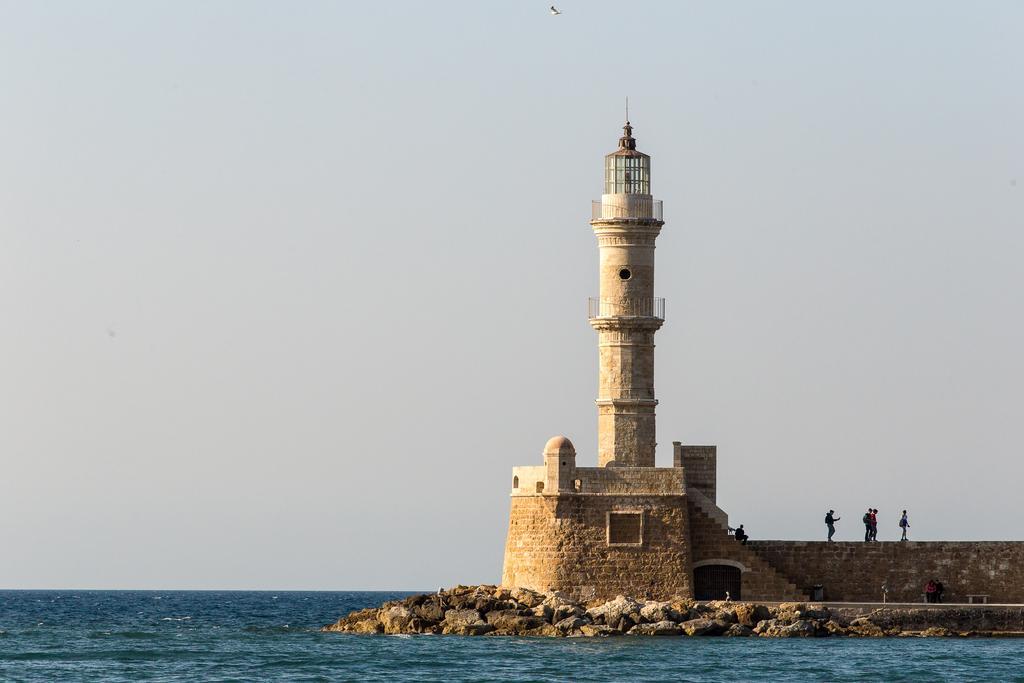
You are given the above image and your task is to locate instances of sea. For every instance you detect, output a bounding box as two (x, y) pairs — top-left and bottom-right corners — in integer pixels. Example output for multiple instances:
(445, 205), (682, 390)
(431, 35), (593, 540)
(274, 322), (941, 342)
(1, 590), (1022, 682)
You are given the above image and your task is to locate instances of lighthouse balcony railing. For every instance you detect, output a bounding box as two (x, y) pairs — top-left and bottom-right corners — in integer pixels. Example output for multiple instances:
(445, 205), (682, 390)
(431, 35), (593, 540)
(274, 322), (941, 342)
(592, 199), (663, 221)
(588, 297), (665, 320)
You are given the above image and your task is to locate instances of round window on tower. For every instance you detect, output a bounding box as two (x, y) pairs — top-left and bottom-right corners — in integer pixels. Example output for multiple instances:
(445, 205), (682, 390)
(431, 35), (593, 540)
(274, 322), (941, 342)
(619, 268), (632, 280)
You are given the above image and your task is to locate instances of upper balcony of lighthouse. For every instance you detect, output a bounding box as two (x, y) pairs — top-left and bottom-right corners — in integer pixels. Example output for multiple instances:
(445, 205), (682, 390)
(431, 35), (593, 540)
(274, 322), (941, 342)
(592, 121), (663, 223)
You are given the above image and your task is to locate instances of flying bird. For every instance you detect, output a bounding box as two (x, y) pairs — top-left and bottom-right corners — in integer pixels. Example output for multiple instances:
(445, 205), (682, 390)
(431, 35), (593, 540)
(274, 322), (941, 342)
(550, 6), (562, 15)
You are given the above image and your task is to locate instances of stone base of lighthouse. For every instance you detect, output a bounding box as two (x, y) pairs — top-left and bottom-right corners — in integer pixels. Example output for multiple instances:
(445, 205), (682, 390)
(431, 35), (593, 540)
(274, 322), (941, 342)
(501, 439), (807, 603)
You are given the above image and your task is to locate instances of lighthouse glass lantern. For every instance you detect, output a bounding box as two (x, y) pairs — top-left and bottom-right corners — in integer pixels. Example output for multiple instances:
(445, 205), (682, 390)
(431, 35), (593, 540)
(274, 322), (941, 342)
(604, 122), (650, 195)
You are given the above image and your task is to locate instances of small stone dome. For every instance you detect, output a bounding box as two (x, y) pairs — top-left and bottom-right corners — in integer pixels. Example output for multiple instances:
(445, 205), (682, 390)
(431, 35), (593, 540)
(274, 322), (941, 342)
(543, 435), (576, 457)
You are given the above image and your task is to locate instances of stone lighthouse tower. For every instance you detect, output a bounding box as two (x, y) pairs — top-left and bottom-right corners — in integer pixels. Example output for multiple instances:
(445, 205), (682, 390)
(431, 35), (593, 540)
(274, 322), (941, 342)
(590, 121), (665, 467)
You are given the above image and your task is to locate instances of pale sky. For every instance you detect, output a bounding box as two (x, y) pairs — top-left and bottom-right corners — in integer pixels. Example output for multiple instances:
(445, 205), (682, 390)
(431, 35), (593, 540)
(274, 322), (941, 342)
(1, 1), (1022, 590)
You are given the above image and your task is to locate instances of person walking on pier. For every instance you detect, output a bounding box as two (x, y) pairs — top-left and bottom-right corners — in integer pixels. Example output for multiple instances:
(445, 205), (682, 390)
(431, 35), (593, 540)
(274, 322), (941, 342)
(899, 510), (910, 541)
(825, 510), (840, 542)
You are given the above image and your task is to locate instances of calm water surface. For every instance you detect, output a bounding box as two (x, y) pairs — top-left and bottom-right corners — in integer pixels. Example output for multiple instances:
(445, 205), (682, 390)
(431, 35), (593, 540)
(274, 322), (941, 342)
(1, 591), (1022, 682)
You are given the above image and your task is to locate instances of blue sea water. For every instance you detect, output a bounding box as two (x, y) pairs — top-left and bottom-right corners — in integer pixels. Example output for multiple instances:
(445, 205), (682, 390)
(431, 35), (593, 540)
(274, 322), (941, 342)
(1, 591), (1022, 682)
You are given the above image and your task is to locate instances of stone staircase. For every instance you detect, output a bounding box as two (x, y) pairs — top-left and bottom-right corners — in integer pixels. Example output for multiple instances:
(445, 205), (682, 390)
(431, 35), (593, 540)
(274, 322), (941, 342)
(687, 502), (806, 602)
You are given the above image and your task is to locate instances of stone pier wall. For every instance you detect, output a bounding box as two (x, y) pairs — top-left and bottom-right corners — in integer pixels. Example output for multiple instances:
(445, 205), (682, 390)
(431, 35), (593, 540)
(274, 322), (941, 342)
(748, 541), (1024, 603)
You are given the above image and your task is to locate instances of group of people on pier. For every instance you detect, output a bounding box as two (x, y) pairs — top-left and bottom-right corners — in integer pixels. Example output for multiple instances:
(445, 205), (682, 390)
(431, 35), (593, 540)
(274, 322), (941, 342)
(727, 508), (913, 545)
(823, 508), (911, 542)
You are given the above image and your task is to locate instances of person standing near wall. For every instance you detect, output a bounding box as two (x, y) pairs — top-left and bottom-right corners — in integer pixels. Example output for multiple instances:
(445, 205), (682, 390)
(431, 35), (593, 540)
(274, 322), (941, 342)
(899, 510), (910, 541)
(825, 510), (840, 542)
(869, 509), (879, 541)
(863, 508), (872, 542)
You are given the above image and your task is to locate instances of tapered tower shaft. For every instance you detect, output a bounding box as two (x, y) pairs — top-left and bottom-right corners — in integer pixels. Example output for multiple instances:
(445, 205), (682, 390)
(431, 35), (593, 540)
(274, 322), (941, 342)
(589, 121), (665, 467)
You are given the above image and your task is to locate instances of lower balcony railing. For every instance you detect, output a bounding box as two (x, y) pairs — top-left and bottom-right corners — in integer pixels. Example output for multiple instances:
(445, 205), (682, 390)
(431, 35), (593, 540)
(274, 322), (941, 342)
(592, 199), (663, 221)
(588, 297), (665, 320)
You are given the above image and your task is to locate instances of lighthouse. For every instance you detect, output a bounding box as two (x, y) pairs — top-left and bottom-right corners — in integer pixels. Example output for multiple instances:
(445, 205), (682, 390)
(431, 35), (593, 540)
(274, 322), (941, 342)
(589, 120), (665, 467)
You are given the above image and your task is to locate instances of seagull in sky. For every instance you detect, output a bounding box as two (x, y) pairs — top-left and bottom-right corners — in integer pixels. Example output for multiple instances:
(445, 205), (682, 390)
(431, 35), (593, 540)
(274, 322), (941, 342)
(550, 5), (562, 15)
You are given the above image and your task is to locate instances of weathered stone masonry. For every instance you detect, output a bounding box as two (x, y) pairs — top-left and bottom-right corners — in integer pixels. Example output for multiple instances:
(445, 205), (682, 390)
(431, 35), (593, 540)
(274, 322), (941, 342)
(749, 541), (1024, 603)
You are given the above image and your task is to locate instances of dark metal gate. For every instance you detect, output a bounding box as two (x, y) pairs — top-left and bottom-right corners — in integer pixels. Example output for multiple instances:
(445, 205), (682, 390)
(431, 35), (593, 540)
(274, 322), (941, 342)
(694, 565), (741, 601)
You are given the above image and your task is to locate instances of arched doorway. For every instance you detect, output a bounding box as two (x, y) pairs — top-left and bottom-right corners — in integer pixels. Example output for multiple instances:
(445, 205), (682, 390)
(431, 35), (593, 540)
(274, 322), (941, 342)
(694, 564), (741, 601)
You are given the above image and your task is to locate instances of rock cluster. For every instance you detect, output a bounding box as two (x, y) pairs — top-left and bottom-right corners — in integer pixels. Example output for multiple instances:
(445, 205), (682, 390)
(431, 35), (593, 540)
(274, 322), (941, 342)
(322, 585), (1018, 638)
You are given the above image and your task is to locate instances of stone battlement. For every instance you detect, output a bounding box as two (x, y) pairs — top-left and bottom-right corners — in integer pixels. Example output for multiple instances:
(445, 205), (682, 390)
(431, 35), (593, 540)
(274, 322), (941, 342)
(511, 466), (684, 497)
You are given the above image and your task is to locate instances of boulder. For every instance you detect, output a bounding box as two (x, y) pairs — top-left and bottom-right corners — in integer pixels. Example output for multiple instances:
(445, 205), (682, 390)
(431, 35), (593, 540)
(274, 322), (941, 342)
(723, 624), (754, 637)
(680, 618), (728, 636)
(379, 606), (414, 634)
(402, 594), (431, 608)
(554, 616), (588, 634)
(777, 620), (819, 637)
(628, 620), (682, 636)
(346, 618), (384, 634)
(553, 603), (585, 623)
(801, 605), (831, 621)
(920, 626), (955, 637)
(485, 610), (547, 633)
(473, 596), (500, 613)
(444, 608), (482, 627)
(542, 592), (574, 610)
(710, 607), (738, 625)
(823, 620), (848, 636)
(734, 603), (771, 627)
(525, 624), (560, 637)
(639, 601), (674, 624)
(772, 602), (806, 623)
(511, 587), (545, 608)
(323, 607), (383, 634)
(753, 619), (787, 636)
(586, 595), (643, 627)
(846, 618), (885, 638)
(442, 608), (494, 635)
(531, 603), (554, 622)
(579, 624), (621, 637)
(413, 600), (445, 623)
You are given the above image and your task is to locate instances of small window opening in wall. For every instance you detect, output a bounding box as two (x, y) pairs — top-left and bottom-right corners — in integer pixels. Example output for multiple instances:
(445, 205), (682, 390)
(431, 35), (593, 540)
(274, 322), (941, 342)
(536, 481), (544, 493)
(513, 476), (519, 489)
(561, 461), (566, 466)
(608, 512), (643, 545)
(619, 268), (632, 280)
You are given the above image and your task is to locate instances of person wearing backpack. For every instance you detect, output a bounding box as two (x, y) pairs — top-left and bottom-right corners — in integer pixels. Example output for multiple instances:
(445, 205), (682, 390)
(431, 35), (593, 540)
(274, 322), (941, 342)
(863, 508), (872, 542)
(825, 510), (840, 542)
(899, 510), (910, 541)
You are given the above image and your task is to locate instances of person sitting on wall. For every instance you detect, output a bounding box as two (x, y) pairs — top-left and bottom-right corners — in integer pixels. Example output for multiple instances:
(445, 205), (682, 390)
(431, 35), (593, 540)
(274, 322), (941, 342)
(728, 524), (748, 545)
(925, 579), (937, 603)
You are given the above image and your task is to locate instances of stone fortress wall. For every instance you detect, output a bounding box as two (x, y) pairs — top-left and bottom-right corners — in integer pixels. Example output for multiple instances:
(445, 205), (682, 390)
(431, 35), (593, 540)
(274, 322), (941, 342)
(748, 541), (1024, 603)
(502, 436), (693, 601)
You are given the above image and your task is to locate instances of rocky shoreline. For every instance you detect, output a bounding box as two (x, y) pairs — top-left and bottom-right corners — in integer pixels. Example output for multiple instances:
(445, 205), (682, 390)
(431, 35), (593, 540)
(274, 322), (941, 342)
(322, 585), (1024, 638)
